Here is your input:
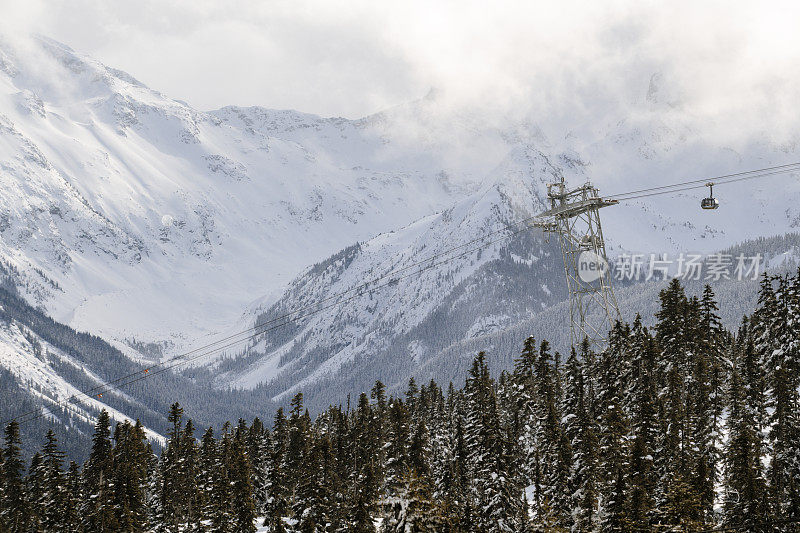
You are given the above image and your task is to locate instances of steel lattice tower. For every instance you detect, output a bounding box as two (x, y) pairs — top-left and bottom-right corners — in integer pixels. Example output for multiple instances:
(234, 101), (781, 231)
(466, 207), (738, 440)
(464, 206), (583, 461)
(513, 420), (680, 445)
(534, 180), (621, 348)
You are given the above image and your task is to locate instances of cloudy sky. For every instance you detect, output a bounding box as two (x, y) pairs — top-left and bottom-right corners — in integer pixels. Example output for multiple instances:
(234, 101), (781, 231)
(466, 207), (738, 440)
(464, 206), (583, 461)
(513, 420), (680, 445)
(2, 0), (799, 131)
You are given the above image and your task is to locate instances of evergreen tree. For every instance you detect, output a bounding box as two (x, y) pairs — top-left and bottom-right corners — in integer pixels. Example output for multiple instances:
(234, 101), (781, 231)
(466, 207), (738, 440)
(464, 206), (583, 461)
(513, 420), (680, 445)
(563, 346), (598, 533)
(761, 274), (800, 525)
(384, 399), (410, 495)
(450, 407), (475, 532)
(463, 352), (524, 533)
(595, 322), (629, 532)
(196, 426), (218, 530)
(266, 408), (289, 533)
(295, 432), (334, 533)
(145, 445), (165, 532)
(39, 429), (66, 531)
(686, 295), (717, 526)
(380, 471), (443, 532)
(723, 340), (770, 532)
(653, 279), (701, 529)
(287, 393), (311, 517)
(427, 388), (461, 531)
(510, 336), (538, 490)
(701, 284), (728, 461)
(538, 378), (572, 529)
(230, 424), (257, 533)
(25, 452), (45, 532)
(112, 420), (150, 532)
(345, 393), (380, 532)
(624, 317), (658, 530)
(160, 403), (199, 531)
(212, 423), (236, 533)
(409, 417), (430, 482)
(247, 419), (271, 516)
(81, 410), (118, 532)
(1, 421), (27, 533)
(62, 461), (83, 532)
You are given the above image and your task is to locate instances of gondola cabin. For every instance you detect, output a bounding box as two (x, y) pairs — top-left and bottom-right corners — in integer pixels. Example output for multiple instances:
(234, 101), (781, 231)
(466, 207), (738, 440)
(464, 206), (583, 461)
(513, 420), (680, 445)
(701, 182), (719, 210)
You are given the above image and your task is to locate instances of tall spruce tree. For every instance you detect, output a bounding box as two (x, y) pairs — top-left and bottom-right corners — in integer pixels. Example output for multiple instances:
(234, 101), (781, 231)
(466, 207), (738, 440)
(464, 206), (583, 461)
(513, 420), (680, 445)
(81, 410), (118, 532)
(247, 419), (271, 516)
(595, 322), (629, 532)
(62, 461), (83, 532)
(653, 279), (702, 529)
(160, 403), (199, 531)
(625, 317), (658, 530)
(112, 420), (150, 532)
(384, 399), (410, 496)
(463, 352), (525, 533)
(761, 274), (800, 525)
(197, 426), (218, 530)
(266, 408), (289, 532)
(563, 346), (598, 533)
(295, 432), (335, 533)
(25, 452), (45, 531)
(144, 444), (165, 532)
(686, 295), (716, 526)
(345, 393), (380, 532)
(510, 336), (538, 490)
(230, 423), (257, 533)
(39, 429), (66, 531)
(1, 421), (27, 533)
(723, 332), (770, 532)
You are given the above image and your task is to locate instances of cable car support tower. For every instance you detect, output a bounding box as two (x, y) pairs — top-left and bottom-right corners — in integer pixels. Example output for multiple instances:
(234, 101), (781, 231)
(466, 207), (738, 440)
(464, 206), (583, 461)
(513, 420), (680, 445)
(533, 179), (621, 348)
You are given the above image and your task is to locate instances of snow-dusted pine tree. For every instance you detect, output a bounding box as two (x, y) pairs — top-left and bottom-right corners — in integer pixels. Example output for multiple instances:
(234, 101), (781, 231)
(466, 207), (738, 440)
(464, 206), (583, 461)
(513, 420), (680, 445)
(464, 352), (526, 533)
(563, 345), (598, 533)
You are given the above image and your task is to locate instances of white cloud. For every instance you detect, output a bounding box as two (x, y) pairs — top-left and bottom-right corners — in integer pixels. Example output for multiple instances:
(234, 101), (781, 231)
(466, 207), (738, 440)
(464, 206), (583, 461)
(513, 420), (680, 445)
(2, 0), (799, 143)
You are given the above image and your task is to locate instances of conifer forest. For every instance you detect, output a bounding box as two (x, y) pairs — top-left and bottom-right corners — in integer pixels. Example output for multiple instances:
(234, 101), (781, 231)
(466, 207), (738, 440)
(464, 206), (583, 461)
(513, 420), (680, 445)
(1, 274), (800, 532)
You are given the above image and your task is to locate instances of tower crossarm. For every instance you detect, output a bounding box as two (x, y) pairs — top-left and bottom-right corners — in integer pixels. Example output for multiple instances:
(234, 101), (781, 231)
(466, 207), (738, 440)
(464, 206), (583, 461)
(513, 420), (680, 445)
(537, 197), (619, 219)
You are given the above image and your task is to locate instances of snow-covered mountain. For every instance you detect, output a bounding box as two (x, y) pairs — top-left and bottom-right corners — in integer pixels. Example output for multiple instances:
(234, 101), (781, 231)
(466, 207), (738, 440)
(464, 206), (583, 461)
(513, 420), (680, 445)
(218, 148), (565, 407)
(225, 217), (800, 413)
(0, 36), (506, 352)
(2, 35), (800, 416)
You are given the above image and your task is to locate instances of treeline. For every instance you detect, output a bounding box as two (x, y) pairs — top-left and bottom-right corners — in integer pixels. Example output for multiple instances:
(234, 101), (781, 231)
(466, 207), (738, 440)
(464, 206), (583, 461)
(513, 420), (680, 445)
(1, 274), (800, 532)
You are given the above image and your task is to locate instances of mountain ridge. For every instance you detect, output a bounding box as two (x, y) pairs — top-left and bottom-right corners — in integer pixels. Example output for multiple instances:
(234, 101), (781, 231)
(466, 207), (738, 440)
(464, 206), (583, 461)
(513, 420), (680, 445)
(1, 34), (800, 417)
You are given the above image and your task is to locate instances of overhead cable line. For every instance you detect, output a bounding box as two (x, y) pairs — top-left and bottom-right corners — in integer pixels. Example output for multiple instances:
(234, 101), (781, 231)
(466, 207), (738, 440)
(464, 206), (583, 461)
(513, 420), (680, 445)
(7, 227), (528, 427)
(3, 212), (538, 426)
(5, 161), (800, 427)
(606, 161), (800, 200)
(612, 165), (799, 202)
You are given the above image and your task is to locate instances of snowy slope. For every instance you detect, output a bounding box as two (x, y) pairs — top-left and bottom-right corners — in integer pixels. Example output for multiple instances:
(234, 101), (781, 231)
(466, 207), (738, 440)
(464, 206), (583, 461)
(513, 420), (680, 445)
(0, 301), (167, 447)
(2, 34), (800, 415)
(0, 286), (288, 458)
(221, 147), (562, 400)
(226, 221), (800, 413)
(0, 36), (499, 352)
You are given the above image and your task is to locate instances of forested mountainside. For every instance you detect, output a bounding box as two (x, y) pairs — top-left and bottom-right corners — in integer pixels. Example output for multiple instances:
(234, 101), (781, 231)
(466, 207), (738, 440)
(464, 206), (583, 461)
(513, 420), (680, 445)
(1, 231), (797, 461)
(218, 167), (565, 410)
(220, 226), (800, 414)
(2, 275), (799, 532)
(2, 34), (800, 364)
(0, 285), (277, 461)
